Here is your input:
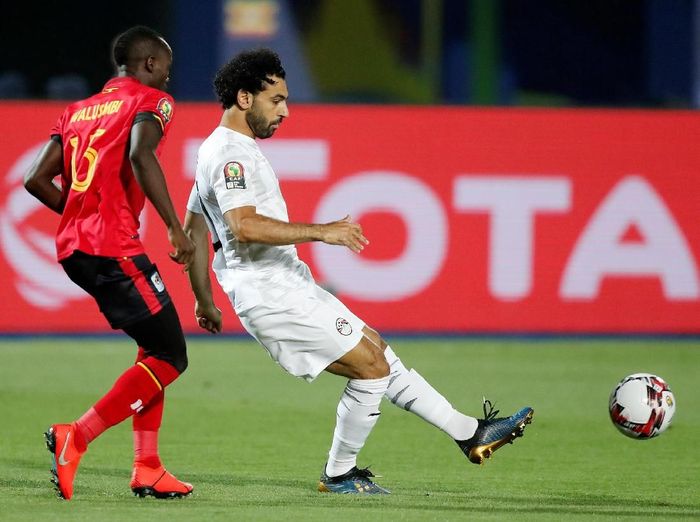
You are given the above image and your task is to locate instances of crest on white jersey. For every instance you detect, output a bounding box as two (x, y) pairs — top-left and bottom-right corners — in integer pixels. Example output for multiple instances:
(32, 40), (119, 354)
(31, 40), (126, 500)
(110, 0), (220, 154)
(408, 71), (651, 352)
(224, 161), (246, 189)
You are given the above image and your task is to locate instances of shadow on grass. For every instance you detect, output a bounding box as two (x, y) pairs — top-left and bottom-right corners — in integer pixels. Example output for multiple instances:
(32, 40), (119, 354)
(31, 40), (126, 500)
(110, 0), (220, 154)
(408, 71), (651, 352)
(197, 474), (700, 518)
(6, 459), (699, 518)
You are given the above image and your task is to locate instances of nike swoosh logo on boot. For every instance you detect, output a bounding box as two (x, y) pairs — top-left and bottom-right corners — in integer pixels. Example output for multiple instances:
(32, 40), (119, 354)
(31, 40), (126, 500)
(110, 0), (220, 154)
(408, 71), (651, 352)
(58, 431), (71, 466)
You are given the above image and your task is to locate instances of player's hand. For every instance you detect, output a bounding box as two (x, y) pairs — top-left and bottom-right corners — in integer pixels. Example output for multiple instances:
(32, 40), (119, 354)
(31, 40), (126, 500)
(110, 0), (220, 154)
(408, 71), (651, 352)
(195, 301), (223, 334)
(321, 215), (369, 253)
(168, 226), (196, 269)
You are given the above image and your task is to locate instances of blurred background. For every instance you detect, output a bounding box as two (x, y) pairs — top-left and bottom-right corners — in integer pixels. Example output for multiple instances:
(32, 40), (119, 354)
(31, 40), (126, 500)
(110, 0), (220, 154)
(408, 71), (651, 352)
(1, 0), (699, 336)
(0, 0), (697, 107)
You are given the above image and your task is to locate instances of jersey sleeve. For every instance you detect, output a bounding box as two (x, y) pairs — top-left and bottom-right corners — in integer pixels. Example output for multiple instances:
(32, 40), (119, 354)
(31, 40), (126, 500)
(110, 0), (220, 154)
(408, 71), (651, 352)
(186, 183), (202, 214)
(209, 145), (257, 215)
(134, 89), (175, 137)
(187, 182), (220, 243)
(49, 111), (66, 144)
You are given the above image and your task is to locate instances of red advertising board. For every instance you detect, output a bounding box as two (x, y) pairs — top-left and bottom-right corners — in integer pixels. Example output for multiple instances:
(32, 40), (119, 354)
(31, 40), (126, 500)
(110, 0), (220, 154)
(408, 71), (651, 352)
(1, 102), (699, 334)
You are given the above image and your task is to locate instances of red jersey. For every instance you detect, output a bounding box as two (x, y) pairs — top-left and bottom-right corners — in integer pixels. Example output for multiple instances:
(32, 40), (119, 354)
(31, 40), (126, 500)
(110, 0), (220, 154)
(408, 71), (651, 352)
(50, 76), (175, 261)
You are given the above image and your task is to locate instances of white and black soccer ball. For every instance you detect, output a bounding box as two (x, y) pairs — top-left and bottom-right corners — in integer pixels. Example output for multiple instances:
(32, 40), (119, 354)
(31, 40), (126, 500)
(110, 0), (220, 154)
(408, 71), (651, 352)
(609, 373), (676, 439)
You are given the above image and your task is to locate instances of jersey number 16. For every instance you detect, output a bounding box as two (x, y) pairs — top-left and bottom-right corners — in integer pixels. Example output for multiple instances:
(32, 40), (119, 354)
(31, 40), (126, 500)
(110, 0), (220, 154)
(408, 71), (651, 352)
(68, 128), (106, 192)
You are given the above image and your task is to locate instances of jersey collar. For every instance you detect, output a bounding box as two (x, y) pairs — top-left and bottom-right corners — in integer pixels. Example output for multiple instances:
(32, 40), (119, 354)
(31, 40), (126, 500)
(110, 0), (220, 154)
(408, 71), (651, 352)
(103, 76), (142, 89)
(218, 126), (257, 145)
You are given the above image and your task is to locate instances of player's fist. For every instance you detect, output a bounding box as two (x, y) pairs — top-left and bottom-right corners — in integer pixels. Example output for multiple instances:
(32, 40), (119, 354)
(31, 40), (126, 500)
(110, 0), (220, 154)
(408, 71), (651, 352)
(195, 301), (223, 334)
(168, 226), (196, 269)
(321, 215), (369, 253)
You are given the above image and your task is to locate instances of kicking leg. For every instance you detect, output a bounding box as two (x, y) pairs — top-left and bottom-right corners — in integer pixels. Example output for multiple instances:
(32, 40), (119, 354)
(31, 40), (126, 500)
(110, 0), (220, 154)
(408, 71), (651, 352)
(364, 327), (534, 465)
(363, 327), (478, 440)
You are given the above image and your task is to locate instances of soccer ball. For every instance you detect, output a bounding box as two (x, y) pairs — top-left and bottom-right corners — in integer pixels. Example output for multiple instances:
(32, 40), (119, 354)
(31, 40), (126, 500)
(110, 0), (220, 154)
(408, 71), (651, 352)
(609, 373), (676, 439)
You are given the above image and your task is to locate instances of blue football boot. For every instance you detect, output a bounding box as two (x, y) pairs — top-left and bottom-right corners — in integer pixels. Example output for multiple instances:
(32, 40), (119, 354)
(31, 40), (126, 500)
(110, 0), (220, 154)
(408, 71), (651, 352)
(456, 399), (534, 465)
(318, 466), (390, 494)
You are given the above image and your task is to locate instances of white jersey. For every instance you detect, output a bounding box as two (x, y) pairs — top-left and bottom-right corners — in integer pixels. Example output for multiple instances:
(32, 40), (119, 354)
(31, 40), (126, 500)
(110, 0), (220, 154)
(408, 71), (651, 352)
(187, 126), (365, 382)
(187, 126), (301, 272)
(187, 126), (315, 311)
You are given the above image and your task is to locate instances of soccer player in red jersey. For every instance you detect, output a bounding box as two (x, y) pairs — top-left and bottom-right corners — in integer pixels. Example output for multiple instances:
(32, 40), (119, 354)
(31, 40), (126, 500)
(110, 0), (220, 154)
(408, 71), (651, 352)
(24, 26), (195, 500)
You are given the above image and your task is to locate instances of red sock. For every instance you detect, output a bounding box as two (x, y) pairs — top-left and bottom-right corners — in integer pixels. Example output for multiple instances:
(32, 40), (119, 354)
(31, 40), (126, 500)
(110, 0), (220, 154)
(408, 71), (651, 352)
(133, 390), (164, 469)
(141, 356), (180, 388)
(133, 430), (162, 469)
(82, 357), (180, 438)
(73, 408), (107, 452)
(72, 347), (148, 450)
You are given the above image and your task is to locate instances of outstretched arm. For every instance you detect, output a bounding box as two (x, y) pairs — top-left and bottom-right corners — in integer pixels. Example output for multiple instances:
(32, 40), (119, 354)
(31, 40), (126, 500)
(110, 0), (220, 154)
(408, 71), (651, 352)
(130, 120), (195, 267)
(224, 206), (369, 253)
(24, 139), (65, 214)
(183, 209), (222, 333)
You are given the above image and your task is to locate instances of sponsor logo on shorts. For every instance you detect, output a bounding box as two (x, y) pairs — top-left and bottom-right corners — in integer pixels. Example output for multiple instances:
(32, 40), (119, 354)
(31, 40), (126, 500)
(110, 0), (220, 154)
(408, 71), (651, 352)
(336, 317), (352, 336)
(151, 271), (165, 292)
(224, 161), (246, 189)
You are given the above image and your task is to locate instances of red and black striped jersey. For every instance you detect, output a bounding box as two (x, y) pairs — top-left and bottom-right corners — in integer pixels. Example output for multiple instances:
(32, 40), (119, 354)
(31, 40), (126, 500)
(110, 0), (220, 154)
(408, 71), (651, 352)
(50, 76), (175, 260)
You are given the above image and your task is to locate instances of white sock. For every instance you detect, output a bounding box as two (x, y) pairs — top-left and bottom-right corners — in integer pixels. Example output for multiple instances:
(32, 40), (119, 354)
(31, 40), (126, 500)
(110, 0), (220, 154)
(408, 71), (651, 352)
(325, 376), (389, 477)
(384, 346), (478, 441)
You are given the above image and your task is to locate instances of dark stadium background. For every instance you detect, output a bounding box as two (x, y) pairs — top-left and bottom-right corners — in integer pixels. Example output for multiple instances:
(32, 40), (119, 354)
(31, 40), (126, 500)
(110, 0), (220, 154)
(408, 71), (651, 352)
(0, 0), (695, 107)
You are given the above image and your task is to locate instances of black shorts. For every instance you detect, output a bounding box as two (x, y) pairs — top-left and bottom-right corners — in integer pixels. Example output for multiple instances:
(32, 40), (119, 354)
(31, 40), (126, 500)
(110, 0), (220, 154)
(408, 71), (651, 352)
(61, 251), (172, 329)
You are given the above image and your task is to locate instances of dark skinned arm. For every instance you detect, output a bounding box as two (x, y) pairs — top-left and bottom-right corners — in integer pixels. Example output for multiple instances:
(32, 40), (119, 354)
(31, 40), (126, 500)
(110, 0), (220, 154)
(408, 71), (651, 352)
(23, 139), (65, 214)
(129, 120), (195, 267)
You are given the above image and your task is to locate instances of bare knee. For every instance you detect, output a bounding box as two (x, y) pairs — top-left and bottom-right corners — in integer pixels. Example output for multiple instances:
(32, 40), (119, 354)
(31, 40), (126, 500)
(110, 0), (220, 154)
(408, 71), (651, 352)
(362, 325), (388, 351)
(326, 337), (389, 379)
(358, 345), (389, 379)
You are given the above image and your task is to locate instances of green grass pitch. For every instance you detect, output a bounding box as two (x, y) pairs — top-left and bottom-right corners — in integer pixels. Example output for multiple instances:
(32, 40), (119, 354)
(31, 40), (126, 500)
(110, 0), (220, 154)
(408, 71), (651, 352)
(0, 337), (698, 521)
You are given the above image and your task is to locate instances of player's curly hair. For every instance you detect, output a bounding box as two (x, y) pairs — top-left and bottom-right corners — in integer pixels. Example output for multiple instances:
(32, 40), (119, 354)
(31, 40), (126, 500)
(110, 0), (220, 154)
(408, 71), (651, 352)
(214, 48), (286, 110)
(112, 26), (167, 68)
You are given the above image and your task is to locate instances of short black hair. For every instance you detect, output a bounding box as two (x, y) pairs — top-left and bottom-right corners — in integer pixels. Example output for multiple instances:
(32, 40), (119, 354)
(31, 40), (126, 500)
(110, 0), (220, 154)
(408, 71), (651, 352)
(112, 26), (168, 68)
(214, 48), (286, 109)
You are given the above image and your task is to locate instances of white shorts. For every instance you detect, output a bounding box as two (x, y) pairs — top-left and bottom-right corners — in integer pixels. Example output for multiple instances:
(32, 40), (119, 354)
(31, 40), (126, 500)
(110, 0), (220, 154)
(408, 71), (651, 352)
(216, 267), (365, 382)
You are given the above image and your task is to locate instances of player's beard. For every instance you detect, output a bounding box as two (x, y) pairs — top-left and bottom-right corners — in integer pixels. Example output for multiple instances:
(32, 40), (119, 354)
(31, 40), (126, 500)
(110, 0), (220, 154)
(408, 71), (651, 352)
(246, 104), (278, 139)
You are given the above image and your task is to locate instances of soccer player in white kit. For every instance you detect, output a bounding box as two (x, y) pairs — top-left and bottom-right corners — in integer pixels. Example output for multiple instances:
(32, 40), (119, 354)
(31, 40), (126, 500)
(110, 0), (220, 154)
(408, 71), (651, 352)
(184, 49), (534, 494)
